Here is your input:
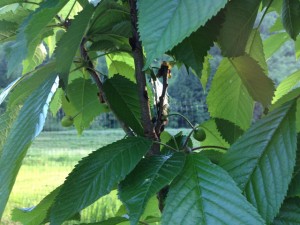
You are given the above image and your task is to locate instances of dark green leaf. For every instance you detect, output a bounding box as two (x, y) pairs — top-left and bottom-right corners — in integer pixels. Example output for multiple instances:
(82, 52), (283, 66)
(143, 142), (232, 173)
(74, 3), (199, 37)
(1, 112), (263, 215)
(50, 137), (152, 224)
(230, 55), (275, 107)
(0, 0), (27, 8)
(218, 0), (261, 56)
(273, 198), (300, 225)
(215, 118), (244, 145)
(0, 20), (18, 43)
(55, 4), (95, 86)
(119, 152), (185, 225)
(282, 0), (300, 40)
(197, 149), (225, 164)
(162, 154), (265, 225)
(103, 75), (143, 136)
(220, 100), (297, 223)
(138, 0), (227, 68)
(287, 134), (300, 197)
(171, 10), (224, 76)
(207, 58), (254, 130)
(245, 29), (268, 73)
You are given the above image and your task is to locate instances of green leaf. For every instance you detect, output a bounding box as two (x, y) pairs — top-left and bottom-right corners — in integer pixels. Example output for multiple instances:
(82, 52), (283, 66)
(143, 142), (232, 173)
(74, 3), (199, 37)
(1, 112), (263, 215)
(282, 0), (300, 40)
(171, 10), (224, 76)
(103, 75), (143, 136)
(230, 55), (275, 107)
(138, 0), (227, 68)
(218, 0), (261, 56)
(162, 154), (265, 225)
(264, 32), (290, 60)
(273, 198), (300, 225)
(215, 118), (244, 145)
(50, 137), (152, 224)
(62, 78), (109, 134)
(7, 0), (69, 76)
(0, 74), (58, 218)
(270, 17), (284, 32)
(55, 4), (95, 86)
(49, 88), (63, 117)
(220, 100), (297, 223)
(273, 70), (300, 104)
(245, 29), (268, 73)
(207, 58), (254, 130)
(197, 119), (229, 148)
(119, 152), (185, 225)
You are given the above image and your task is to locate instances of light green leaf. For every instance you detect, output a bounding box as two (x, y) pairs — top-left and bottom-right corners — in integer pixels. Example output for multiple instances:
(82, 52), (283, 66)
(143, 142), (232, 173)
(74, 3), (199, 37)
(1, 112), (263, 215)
(62, 78), (109, 134)
(171, 11), (224, 76)
(119, 153), (185, 225)
(0, 0), (27, 8)
(246, 29), (268, 73)
(106, 53), (135, 82)
(49, 88), (63, 117)
(271, 87), (300, 111)
(0, 74), (58, 218)
(270, 17), (284, 32)
(273, 198), (300, 225)
(218, 0), (261, 56)
(200, 55), (211, 92)
(273, 70), (300, 104)
(55, 3), (95, 86)
(264, 32), (290, 60)
(162, 154), (265, 225)
(282, 0), (300, 40)
(7, 0), (69, 76)
(22, 43), (47, 74)
(197, 119), (229, 148)
(103, 75), (143, 136)
(138, 0), (227, 68)
(230, 55), (275, 107)
(220, 100), (297, 223)
(207, 58), (254, 130)
(50, 137), (152, 225)
(296, 38), (300, 59)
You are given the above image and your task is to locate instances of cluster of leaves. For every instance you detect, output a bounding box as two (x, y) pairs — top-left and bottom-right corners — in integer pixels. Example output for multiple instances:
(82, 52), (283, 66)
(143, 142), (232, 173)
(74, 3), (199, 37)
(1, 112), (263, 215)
(0, 0), (300, 225)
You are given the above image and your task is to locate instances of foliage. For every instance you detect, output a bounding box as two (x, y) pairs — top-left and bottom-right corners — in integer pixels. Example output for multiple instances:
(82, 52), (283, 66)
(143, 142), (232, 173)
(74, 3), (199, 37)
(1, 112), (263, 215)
(0, 0), (300, 225)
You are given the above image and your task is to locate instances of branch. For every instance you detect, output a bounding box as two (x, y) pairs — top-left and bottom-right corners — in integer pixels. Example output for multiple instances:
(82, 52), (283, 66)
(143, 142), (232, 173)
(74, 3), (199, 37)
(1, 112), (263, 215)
(80, 38), (134, 136)
(128, 0), (158, 145)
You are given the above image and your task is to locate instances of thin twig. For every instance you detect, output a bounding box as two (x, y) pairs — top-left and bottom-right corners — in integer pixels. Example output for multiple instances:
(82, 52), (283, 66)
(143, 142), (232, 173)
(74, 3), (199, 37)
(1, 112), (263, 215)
(192, 145), (228, 151)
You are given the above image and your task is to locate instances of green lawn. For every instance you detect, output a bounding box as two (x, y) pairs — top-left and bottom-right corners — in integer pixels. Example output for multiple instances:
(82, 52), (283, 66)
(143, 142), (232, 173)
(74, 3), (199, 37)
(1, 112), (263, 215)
(2, 128), (188, 224)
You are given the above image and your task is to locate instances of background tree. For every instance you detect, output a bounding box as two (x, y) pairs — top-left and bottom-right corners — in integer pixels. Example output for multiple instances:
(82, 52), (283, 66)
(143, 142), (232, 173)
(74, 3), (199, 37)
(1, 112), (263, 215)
(0, 0), (300, 224)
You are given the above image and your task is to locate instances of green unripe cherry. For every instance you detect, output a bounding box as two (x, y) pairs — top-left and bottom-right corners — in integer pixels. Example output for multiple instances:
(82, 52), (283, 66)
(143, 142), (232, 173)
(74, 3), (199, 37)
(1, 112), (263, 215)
(61, 115), (74, 127)
(193, 128), (206, 142)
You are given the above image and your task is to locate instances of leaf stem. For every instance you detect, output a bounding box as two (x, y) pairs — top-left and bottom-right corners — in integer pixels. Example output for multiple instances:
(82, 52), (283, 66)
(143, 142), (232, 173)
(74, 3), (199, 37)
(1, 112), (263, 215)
(153, 141), (178, 152)
(167, 113), (195, 129)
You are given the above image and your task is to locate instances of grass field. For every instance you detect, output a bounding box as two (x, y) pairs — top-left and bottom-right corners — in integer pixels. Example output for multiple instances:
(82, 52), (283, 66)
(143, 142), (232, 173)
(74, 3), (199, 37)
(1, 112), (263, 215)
(2, 128), (187, 224)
